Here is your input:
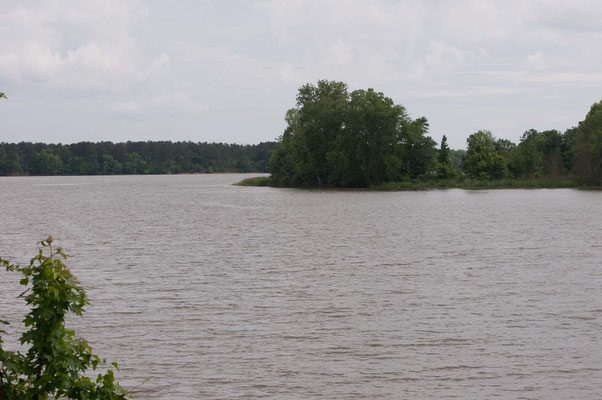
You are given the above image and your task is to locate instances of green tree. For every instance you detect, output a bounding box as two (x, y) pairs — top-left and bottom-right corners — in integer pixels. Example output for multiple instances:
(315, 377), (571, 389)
(291, 80), (350, 186)
(269, 81), (438, 187)
(509, 130), (543, 177)
(399, 117), (437, 178)
(0, 237), (128, 399)
(236, 155), (252, 172)
(575, 130), (593, 180)
(509, 129), (566, 178)
(494, 138), (515, 160)
(0, 148), (10, 175)
(344, 88), (408, 185)
(462, 130), (507, 179)
(449, 149), (466, 170)
(268, 127), (296, 186)
(562, 127), (578, 173)
(33, 149), (63, 175)
(437, 135), (450, 165)
(100, 155), (122, 175)
(436, 135), (457, 179)
(574, 100), (602, 182)
(123, 152), (147, 174)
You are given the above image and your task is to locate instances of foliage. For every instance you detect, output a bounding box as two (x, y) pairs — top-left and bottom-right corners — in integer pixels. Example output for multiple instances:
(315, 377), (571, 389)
(436, 135), (457, 179)
(0, 141), (277, 176)
(438, 135), (451, 165)
(269, 80), (438, 187)
(509, 129), (566, 178)
(449, 149), (466, 170)
(234, 176), (272, 186)
(462, 130), (507, 179)
(574, 100), (602, 182)
(372, 177), (584, 191)
(0, 237), (129, 400)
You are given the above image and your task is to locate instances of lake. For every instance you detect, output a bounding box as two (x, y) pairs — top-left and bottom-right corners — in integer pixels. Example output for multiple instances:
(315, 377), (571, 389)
(1, 174), (601, 399)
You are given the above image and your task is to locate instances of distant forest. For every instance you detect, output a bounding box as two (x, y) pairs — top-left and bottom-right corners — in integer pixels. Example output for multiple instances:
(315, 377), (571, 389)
(0, 141), (277, 175)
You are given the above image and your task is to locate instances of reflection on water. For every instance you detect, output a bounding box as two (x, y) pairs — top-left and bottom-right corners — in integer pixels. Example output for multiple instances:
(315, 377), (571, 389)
(1, 175), (601, 399)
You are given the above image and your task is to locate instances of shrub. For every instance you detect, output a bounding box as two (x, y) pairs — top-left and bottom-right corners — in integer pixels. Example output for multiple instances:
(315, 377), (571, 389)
(0, 237), (129, 400)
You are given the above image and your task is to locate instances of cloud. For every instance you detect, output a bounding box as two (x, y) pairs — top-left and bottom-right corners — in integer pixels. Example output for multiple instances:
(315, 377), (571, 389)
(2, 0), (602, 146)
(528, 72), (602, 83)
(414, 87), (532, 98)
(525, 52), (549, 70)
(0, 0), (160, 92)
(108, 91), (207, 115)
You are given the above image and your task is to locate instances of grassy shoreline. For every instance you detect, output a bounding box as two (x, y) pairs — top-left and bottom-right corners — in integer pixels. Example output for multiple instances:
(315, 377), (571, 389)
(235, 176), (601, 190)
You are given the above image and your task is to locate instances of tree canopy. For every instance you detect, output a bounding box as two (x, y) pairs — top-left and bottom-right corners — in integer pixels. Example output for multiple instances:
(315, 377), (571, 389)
(462, 130), (507, 180)
(268, 80), (437, 187)
(0, 141), (277, 176)
(574, 100), (602, 181)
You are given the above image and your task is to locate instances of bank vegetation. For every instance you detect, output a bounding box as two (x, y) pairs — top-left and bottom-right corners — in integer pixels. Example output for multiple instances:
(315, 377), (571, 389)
(240, 80), (601, 189)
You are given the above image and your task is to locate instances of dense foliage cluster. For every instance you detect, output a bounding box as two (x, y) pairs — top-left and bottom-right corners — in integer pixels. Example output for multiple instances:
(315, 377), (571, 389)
(268, 80), (439, 187)
(0, 141), (276, 176)
(0, 237), (128, 400)
(461, 100), (601, 183)
(268, 81), (601, 187)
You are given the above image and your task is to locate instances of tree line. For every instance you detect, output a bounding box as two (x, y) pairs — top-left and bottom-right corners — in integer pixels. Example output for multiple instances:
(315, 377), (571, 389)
(268, 80), (601, 187)
(1, 84), (600, 185)
(452, 99), (600, 182)
(0, 141), (277, 176)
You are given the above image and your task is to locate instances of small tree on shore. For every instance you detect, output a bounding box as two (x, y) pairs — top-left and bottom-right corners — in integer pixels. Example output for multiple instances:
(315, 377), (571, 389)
(0, 237), (129, 400)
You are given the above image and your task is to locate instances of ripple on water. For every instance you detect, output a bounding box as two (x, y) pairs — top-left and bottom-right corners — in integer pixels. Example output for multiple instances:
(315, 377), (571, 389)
(0, 176), (601, 399)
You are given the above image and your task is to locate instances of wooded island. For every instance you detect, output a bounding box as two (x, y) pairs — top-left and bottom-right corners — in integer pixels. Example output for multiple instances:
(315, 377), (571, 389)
(259, 80), (601, 189)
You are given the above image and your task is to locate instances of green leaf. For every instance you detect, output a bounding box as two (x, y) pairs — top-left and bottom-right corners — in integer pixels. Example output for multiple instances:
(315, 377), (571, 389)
(0, 237), (131, 399)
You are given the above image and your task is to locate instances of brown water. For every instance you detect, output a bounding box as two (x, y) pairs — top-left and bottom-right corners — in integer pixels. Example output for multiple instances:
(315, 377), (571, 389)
(1, 174), (601, 399)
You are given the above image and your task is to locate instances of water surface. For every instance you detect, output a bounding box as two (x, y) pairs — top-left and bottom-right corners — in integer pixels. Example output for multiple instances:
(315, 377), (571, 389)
(1, 174), (601, 399)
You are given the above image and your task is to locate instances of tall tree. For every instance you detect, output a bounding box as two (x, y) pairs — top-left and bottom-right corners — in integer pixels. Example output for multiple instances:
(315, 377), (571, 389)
(436, 135), (457, 179)
(345, 88), (407, 185)
(292, 80), (350, 186)
(399, 117), (437, 178)
(462, 130), (507, 179)
(438, 135), (450, 165)
(574, 100), (602, 182)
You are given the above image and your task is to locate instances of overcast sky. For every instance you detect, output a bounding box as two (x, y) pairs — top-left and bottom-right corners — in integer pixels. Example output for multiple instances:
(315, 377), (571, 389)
(1, 0), (601, 149)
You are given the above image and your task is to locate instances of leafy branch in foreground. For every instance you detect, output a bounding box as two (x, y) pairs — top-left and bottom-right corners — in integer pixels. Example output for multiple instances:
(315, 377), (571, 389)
(0, 236), (128, 400)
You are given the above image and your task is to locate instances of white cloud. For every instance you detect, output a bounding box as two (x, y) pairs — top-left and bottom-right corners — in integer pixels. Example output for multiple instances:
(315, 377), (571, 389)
(0, 0), (159, 92)
(109, 100), (140, 113)
(528, 72), (602, 83)
(108, 91), (207, 115)
(525, 52), (549, 70)
(2, 0), (602, 146)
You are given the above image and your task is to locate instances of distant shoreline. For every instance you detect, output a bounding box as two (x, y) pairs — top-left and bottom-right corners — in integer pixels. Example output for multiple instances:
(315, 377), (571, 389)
(235, 176), (602, 190)
(0, 172), (268, 178)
